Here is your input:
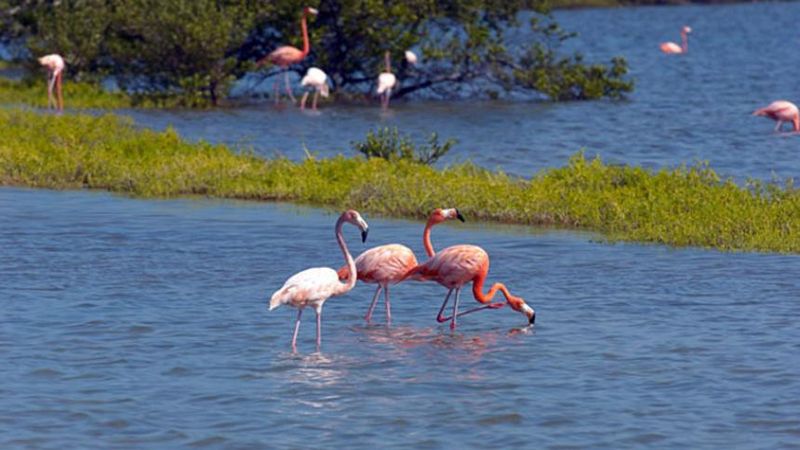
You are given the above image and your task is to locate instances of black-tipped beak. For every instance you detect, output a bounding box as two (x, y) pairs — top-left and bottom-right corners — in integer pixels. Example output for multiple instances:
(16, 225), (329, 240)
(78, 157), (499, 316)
(456, 209), (465, 222)
(529, 312), (536, 325)
(361, 229), (369, 243)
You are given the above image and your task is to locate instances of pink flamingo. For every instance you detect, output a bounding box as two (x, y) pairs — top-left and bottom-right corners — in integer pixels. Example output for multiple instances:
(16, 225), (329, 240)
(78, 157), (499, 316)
(269, 210), (369, 352)
(660, 26), (692, 54)
(405, 245), (535, 330)
(376, 50), (417, 110)
(337, 208), (464, 324)
(38, 54), (65, 111)
(300, 67), (329, 111)
(258, 6), (318, 104)
(753, 100), (800, 132)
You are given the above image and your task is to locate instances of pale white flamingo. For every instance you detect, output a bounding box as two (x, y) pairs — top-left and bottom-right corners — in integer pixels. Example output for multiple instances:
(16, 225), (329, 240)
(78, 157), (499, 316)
(405, 244), (535, 330)
(376, 50), (417, 109)
(300, 67), (330, 111)
(38, 54), (65, 111)
(269, 210), (369, 352)
(753, 100), (800, 132)
(258, 6), (318, 104)
(337, 208), (464, 324)
(660, 26), (692, 54)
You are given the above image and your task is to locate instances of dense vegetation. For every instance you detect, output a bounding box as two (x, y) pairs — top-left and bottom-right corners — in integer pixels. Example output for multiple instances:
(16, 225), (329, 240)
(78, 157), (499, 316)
(0, 0), (632, 106)
(1, 108), (798, 254)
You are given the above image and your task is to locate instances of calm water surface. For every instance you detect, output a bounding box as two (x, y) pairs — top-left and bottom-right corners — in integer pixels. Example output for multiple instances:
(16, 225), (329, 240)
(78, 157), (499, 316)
(118, 2), (800, 181)
(2, 188), (800, 448)
(4, 3), (800, 449)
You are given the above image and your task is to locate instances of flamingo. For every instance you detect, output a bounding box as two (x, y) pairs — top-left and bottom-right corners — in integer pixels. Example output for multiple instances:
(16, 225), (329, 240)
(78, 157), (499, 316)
(405, 244), (535, 330)
(660, 26), (691, 54)
(753, 100), (800, 132)
(269, 210), (369, 352)
(300, 67), (330, 111)
(38, 54), (65, 111)
(258, 6), (318, 104)
(337, 208), (464, 325)
(376, 50), (417, 109)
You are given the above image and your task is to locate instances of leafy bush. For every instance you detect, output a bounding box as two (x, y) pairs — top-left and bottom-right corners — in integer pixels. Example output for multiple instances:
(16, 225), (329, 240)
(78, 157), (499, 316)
(351, 127), (456, 165)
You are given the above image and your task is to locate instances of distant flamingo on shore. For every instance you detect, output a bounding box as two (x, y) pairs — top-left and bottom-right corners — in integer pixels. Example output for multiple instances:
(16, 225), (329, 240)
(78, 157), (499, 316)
(258, 6), (318, 104)
(270, 210), (369, 352)
(660, 26), (692, 54)
(753, 100), (800, 132)
(337, 208), (464, 324)
(300, 67), (329, 111)
(405, 243), (535, 330)
(38, 54), (65, 111)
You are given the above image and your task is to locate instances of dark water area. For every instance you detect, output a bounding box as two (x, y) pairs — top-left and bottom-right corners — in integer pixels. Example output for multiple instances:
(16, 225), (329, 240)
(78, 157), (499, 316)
(4, 3), (800, 449)
(2, 187), (800, 448)
(117, 2), (800, 182)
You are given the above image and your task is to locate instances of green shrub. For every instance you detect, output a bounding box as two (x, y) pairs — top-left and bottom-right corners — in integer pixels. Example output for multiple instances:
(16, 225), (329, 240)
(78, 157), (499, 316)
(351, 127), (456, 165)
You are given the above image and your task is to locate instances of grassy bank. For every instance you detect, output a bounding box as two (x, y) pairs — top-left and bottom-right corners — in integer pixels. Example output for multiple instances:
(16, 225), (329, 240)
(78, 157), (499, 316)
(0, 77), (136, 109)
(1, 109), (798, 254)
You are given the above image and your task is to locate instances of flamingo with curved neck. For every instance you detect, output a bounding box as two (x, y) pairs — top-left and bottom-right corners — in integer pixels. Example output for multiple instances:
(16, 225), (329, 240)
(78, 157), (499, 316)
(337, 208), (464, 324)
(260, 6), (318, 104)
(270, 209), (368, 351)
(405, 245), (535, 329)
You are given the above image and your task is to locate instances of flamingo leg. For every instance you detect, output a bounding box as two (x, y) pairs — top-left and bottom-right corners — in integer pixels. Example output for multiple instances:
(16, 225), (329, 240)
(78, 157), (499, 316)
(775, 121), (782, 132)
(315, 306), (322, 351)
(291, 308), (303, 352)
(56, 72), (63, 111)
(436, 289), (454, 323)
(365, 285), (383, 323)
(273, 77), (280, 104)
(284, 71), (296, 103)
(312, 90), (319, 110)
(46, 72), (56, 109)
(450, 288), (461, 330)
(384, 285), (392, 325)
(300, 91), (310, 110)
(438, 302), (506, 322)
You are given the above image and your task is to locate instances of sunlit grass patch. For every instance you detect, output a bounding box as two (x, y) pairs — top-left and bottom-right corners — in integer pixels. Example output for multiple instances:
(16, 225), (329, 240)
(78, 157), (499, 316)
(1, 108), (798, 254)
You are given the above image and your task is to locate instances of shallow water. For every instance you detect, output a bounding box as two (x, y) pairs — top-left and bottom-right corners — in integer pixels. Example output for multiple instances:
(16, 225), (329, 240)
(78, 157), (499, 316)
(2, 187), (800, 448)
(118, 2), (800, 182)
(4, 3), (800, 449)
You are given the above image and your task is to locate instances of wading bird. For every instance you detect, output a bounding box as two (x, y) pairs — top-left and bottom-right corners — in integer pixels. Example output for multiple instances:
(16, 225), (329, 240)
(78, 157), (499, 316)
(337, 208), (464, 324)
(300, 67), (329, 111)
(269, 210), (369, 352)
(660, 26), (692, 54)
(259, 6), (318, 104)
(753, 100), (800, 132)
(38, 54), (65, 111)
(405, 243), (535, 330)
(376, 50), (417, 109)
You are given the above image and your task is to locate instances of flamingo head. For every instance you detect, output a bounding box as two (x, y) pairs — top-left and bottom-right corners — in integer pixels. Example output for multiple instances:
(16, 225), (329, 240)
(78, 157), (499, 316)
(342, 209), (369, 242)
(304, 6), (319, 15)
(508, 295), (536, 325)
(428, 208), (465, 225)
(682, 26), (692, 34)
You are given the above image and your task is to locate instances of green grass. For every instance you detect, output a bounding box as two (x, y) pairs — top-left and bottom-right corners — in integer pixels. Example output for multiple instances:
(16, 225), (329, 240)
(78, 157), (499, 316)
(0, 77), (137, 109)
(1, 108), (799, 253)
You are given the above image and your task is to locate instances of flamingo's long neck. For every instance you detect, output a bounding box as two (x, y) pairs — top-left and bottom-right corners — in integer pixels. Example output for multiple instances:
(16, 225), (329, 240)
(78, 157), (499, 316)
(681, 32), (688, 53)
(472, 273), (512, 304)
(300, 11), (311, 57)
(384, 51), (391, 73)
(422, 219), (437, 257)
(335, 216), (357, 295)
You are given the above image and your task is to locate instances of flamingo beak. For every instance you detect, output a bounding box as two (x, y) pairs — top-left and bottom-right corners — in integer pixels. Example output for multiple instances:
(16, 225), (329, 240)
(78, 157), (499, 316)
(307, 7), (319, 15)
(361, 229), (369, 243)
(456, 209), (465, 222)
(529, 311), (536, 324)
